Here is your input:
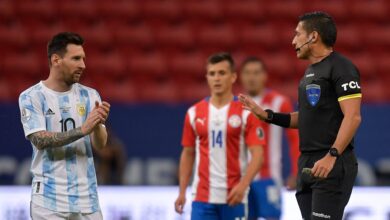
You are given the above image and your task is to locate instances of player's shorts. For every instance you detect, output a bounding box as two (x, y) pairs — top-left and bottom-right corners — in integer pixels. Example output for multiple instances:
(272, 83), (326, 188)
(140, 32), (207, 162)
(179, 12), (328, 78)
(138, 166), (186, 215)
(248, 178), (282, 219)
(30, 202), (103, 220)
(296, 148), (358, 220)
(191, 201), (245, 220)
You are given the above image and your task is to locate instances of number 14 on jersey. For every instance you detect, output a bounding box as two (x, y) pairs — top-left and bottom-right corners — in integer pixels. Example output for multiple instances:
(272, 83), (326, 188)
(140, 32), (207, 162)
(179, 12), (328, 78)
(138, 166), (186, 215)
(211, 130), (223, 148)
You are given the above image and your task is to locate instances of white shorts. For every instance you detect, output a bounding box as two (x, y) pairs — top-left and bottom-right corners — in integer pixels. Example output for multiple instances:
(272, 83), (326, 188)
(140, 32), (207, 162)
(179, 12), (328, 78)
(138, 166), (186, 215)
(30, 202), (103, 220)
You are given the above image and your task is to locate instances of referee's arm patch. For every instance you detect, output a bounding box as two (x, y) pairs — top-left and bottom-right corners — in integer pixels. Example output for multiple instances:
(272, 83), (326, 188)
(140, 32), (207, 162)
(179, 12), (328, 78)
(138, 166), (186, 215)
(338, 93), (362, 102)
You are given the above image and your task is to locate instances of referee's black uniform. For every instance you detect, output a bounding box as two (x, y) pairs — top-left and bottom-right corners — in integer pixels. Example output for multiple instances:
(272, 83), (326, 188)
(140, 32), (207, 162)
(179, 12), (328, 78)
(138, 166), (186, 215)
(296, 51), (360, 219)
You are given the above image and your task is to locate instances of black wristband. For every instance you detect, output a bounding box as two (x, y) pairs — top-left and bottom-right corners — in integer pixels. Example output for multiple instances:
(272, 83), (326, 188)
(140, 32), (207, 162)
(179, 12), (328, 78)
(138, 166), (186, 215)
(265, 109), (291, 128)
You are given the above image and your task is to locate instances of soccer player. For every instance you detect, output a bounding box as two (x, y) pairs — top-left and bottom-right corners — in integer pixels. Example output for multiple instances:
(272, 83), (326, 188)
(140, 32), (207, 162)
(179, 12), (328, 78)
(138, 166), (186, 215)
(240, 57), (300, 220)
(174, 53), (265, 220)
(19, 32), (110, 220)
(239, 12), (361, 220)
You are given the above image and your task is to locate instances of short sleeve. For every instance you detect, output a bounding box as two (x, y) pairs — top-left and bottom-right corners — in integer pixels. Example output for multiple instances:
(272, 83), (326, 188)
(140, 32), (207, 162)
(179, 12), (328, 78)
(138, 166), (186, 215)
(89, 89), (102, 113)
(19, 93), (46, 138)
(332, 61), (362, 101)
(181, 112), (196, 147)
(245, 113), (266, 147)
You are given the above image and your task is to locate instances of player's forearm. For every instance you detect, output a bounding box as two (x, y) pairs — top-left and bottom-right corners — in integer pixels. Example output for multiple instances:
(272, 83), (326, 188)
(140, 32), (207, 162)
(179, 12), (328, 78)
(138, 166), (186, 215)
(240, 146), (263, 187)
(178, 148), (195, 195)
(28, 128), (84, 150)
(332, 112), (361, 154)
(91, 124), (107, 149)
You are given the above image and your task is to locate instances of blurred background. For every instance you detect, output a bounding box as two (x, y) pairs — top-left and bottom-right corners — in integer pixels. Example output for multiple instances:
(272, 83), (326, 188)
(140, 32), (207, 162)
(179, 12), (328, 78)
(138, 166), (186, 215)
(1, 0), (390, 219)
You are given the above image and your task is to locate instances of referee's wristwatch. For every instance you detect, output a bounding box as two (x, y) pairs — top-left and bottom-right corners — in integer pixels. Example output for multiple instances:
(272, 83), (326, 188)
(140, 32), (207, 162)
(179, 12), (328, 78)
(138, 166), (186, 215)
(328, 147), (340, 158)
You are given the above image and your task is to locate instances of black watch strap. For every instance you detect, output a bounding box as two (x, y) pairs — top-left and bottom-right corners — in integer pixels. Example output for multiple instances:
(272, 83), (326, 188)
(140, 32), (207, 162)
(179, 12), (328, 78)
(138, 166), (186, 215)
(265, 109), (274, 122)
(329, 147), (340, 157)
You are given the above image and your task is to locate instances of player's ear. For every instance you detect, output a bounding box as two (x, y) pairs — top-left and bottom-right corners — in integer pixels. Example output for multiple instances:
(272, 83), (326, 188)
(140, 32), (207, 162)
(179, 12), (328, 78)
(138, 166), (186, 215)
(311, 31), (319, 43)
(231, 72), (237, 83)
(51, 54), (62, 67)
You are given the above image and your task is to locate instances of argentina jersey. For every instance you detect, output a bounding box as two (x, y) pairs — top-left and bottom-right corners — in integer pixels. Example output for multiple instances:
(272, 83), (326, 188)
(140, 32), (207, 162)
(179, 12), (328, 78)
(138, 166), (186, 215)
(18, 81), (101, 213)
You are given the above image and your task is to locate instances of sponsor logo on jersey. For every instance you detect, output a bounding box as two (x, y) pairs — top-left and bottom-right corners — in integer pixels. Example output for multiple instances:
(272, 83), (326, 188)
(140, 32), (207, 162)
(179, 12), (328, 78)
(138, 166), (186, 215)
(256, 127), (264, 139)
(196, 117), (205, 126)
(306, 72), (315, 78)
(77, 103), (86, 116)
(306, 84), (321, 106)
(21, 108), (31, 122)
(60, 106), (71, 113)
(45, 108), (55, 116)
(228, 115), (241, 128)
(341, 81), (360, 91)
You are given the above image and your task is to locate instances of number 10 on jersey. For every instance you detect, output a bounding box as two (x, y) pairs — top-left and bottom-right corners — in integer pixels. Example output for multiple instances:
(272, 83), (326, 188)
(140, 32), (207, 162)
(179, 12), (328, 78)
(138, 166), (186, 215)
(211, 130), (223, 148)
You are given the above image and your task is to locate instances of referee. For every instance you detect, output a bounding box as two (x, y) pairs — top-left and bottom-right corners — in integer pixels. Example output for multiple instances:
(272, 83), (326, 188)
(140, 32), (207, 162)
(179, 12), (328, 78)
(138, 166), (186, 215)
(239, 11), (361, 220)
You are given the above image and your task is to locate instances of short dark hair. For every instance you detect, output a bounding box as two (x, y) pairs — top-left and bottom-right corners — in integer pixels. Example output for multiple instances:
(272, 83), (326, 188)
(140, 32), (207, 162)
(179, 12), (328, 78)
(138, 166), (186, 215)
(47, 32), (84, 65)
(241, 56), (266, 71)
(207, 52), (235, 71)
(299, 11), (337, 47)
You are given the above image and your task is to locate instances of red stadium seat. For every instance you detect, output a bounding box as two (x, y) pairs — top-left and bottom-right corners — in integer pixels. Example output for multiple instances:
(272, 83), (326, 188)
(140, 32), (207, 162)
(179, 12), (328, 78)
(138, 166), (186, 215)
(351, 1), (388, 23)
(99, 80), (139, 103)
(1, 52), (42, 78)
(336, 25), (362, 52)
(304, 1), (348, 23)
(138, 80), (180, 103)
(362, 80), (387, 103)
(178, 81), (210, 102)
(183, 1), (224, 23)
(86, 51), (127, 80)
(0, 1), (14, 23)
(142, 1), (183, 22)
(128, 51), (168, 80)
(113, 25), (155, 51)
(168, 52), (206, 80)
(350, 54), (377, 81)
(239, 25), (280, 51)
(154, 25), (194, 50)
(0, 25), (29, 51)
(224, 1), (264, 23)
(262, 53), (297, 80)
(97, 1), (140, 22)
(197, 24), (237, 52)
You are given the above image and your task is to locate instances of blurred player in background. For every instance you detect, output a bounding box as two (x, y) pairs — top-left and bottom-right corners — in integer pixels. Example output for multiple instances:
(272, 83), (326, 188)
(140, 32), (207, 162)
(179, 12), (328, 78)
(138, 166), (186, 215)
(240, 12), (361, 220)
(240, 57), (300, 220)
(174, 53), (264, 220)
(18, 32), (110, 220)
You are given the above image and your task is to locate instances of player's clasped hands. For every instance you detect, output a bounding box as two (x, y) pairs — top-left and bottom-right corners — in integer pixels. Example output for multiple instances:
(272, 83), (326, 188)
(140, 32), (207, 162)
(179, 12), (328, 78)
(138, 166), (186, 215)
(81, 101), (110, 135)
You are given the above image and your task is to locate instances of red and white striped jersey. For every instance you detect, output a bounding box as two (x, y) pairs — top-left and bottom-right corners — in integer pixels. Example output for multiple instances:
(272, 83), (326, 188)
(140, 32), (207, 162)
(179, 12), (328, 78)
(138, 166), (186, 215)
(181, 97), (265, 204)
(253, 89), (300, 186)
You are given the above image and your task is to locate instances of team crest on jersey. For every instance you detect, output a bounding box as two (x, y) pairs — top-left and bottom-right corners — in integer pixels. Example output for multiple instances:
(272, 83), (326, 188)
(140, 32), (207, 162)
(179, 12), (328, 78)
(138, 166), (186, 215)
(256, 127), (265, 139)
(228, 115), (241, 128)
(76, 103), (86, 116)
(306, 84), (321, 106)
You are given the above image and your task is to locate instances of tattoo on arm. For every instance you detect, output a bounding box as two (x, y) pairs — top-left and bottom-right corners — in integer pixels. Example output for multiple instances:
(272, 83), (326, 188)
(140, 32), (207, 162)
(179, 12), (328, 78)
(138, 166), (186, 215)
(28, 127), (84, 150)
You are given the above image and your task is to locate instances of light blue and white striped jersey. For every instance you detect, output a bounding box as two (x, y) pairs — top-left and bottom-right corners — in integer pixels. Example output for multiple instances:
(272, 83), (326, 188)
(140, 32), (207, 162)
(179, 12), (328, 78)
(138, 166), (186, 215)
(18, 81), (101, 213)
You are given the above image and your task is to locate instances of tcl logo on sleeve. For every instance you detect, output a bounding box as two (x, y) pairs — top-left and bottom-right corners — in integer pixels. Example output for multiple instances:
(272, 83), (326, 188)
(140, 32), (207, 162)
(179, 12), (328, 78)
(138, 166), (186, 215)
(341, 81), (360, 91)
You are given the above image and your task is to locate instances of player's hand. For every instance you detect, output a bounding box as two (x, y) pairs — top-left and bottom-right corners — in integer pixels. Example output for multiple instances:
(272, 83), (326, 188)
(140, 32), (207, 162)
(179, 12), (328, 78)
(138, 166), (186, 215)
(286, 175), (297, 190)
(227, 182), (247, 206)
(81, 107), (104, 135)
(174, 194), (186, 214)
(311, 153), (337, 179)
(94, 101), (111, 123)
(238, 94), (268, 120)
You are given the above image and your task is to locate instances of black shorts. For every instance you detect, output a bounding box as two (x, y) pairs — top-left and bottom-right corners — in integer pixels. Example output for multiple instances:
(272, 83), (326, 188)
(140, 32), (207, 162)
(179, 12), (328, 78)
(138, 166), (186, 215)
(296, 148), (358, 220)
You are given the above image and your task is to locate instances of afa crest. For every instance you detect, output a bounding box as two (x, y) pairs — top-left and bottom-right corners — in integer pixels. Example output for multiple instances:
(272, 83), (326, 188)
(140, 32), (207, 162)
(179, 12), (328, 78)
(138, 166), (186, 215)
(76, 103), (86, 116)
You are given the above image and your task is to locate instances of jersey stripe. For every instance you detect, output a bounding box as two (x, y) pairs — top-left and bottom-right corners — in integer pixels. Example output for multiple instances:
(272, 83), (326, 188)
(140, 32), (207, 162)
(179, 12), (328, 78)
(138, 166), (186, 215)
(58, 95), (79, 212)
(195, 101), (210, 202)
(226, 102), (242, 193)
(338, 93), (362, 101)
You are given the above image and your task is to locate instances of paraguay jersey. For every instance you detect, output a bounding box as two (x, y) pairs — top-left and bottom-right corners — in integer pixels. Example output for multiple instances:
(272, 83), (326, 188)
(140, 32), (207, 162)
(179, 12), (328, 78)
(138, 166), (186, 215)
(252, 90), (300, 186)
(181, 97), (266, 204)
(18, 81), (101, 213)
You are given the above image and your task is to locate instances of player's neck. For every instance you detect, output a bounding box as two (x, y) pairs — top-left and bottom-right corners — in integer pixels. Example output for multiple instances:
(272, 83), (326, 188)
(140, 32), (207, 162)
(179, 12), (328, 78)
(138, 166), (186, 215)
(210, 92), (234, 109)
(44, 71), (72, 92)
(308, 46), (333, 64)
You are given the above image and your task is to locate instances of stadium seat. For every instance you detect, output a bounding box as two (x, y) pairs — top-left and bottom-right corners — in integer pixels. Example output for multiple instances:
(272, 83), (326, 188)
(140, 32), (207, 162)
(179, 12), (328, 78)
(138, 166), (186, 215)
(97, 1), (140, 22)
(351, 1), (388, 22)
(350, 54), (377, 80)
(128, 51), (168, 80)
(168, 52), (206, 80)
(336, 25), (362, 52)
(113, 24), (155, 51)
(138, 80), (180, 103)
(178, 81), (210, 102)
(183, 1), (224, 23)
(224, 1), (264, 23)
(239, 24), (280, 51)
(154, 25), (194, 50)
(197, 24), (237, 52)
(304, 1), (348, 23)
(86, 51), (127, 80)
(142, 1), (183, 22)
